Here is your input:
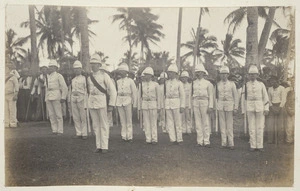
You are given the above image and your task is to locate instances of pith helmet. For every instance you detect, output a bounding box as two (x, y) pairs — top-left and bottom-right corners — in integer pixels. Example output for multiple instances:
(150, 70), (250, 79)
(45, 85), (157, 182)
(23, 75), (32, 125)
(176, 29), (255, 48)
(142, 67), (154, 76)
(117, 63), (129, 72)
(219, 66), (230, 74)
(195, 64), (206, 73)
(180, 70), (189, 78)
(90, 54), (102, 64)
(73, 60), (82, 69)
(167, 63), (179, 73)
(159, 72), (168, 79)
(248, 65), (259, 74)
(48, 60), (58, 67)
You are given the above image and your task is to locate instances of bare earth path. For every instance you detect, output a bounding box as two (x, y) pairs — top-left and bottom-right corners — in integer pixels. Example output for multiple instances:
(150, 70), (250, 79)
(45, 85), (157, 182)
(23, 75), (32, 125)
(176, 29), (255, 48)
(5, 121), (294, 187)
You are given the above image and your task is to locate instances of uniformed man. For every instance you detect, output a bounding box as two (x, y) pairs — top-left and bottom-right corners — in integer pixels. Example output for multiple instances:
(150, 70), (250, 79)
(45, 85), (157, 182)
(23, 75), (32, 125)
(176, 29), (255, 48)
(158, 72), (168, 133)
(88, 54), (117, 153)
(116, 63), (137, 142)
(5, 61), (19, 128)
(216, 66), (239, 149)
(45, 60), (68, 135)
(138, 67), (161, 144)
(192, 64), (214, 147)
(30, 62), (48, 121)
(241, 65), (269, 152)
(17, 67), (33, 122)
(179, 70), (192, 135)
(266, 75), (285, 144)
(165, 63), (185, 145)
(283, 77), (295, 144)
(71, 60), (88, 139)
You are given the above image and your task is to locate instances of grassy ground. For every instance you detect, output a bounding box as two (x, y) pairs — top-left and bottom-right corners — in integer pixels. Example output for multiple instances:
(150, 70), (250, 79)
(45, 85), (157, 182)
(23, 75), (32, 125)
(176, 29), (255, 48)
(5, 118), (294, 187)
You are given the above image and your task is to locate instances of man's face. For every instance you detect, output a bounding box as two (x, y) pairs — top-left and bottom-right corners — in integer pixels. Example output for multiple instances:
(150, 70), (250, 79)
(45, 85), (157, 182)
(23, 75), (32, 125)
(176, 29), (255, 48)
(168, 71), (177, 79)
(91, 63), (100, 72)
(195, 71), (204, 79)
(180, 77), (188, 83)
(74, 68), (82, 76)
(220, 73), (229, 81)
(48, 66), (57, 74)
(143, 74), (152, 82)
(40, 67), (48, 75)
(118, 70), (127, 78)
(248, 73), (258, 81)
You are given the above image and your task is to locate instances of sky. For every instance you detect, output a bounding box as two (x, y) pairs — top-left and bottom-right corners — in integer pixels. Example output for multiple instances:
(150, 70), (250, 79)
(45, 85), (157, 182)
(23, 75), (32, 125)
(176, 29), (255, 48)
(5, 5), (291, 71)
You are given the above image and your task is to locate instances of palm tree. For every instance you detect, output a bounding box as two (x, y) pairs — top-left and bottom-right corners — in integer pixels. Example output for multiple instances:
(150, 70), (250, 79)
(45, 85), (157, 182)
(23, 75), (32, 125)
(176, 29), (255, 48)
(214, 33), (245, 68)
(77, 7), (90, 72)
(120, 51), (139, 72)
(176, 8), (183, 70)
(95, 51), (109, 63)
(224, 7), (284, 69)
(5, 29), (27, 64)
(181, 28), (218, 64)
(112, 8), (137, 70)
(28, 5), (38, 74)
(245, 7), (259, 68)
(130, 8), (165, 63)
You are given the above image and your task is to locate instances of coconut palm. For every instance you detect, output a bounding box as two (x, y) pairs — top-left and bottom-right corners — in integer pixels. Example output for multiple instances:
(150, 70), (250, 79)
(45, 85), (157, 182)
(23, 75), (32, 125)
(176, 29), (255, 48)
(120, 51), (139, 72)
(95, 51), (109, 63)
(130, 8), (165, 62)
(5, 29), (27, 64)
(181, 28), (218, 64)
(214, 33), (245, 68)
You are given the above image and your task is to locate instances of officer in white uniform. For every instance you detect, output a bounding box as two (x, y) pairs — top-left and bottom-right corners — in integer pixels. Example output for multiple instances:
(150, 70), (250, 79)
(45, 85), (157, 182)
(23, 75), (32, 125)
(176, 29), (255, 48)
(241, 65), (269, 152)
(138, 67), (161, 144)
(88, 54), (117, 153)
(180, 71), (192, 135)
(71, 60), (88, 139)
(216, 66), (239, 149)
(116, 63), (137, 142)
(45, 60), (68, 135)
(192, 64), (214, 147)
(5, 61), (19, 128)
(165, 63), (185, 145)
(158, 72), (168, 133)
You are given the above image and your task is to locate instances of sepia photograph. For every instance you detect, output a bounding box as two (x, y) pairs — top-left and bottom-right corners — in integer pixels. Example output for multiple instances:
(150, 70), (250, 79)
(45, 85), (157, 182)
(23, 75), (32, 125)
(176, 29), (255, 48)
(2, 0), (298, 190)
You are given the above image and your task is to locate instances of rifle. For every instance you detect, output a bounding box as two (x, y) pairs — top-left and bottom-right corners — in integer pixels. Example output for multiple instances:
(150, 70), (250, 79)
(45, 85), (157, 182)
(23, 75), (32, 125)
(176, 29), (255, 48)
(244, 75), (248, 136)
(85, 74), (91, 135)
(139, 80), (143, 130)
(215, 82), (219, 133)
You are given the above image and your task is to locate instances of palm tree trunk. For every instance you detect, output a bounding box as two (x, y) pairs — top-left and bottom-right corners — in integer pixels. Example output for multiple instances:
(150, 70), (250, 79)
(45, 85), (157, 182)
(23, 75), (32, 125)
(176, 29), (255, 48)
(246, 7), (259, 68)
(193, 8), (203, 73)
(176, 8), (183, 71)
(258, 7), (276, 70)
(284, 11), (295, 80)
(78, 7), (90, 72)
(127, 29), (132, 71)
(29, 5), (38, 75)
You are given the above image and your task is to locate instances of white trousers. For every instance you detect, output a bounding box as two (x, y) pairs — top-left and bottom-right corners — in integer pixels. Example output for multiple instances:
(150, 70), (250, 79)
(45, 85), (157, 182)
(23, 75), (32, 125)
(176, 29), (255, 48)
(107, 111), (113, 127)
(247, 111), (264, 149)
(71, 100), (87, 136)
(118, 105), (133, 140)
(181, 108), (192, 134)
(46, 100), (64, 133)
(218, 110), (234, 146)
(143, 109), (158, 143)
(5, 94), (18, 127)
(194, 106), (210, 145)
(166, 109), (183, 142)
(285, 114), (294, 143)
(89, 108), (109, 149)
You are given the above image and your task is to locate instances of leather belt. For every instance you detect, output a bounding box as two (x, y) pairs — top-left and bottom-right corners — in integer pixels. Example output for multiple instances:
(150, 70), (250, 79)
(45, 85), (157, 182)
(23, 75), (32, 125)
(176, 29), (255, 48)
(193, 96), (208, 100)
(143, 98), (156, 101)
(118, 93), (131, 96)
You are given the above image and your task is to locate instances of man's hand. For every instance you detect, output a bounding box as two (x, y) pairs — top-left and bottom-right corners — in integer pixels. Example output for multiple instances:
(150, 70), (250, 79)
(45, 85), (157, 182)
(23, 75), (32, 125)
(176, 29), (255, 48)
(107, 106), (113, 112)
(13, 94), (18, 101)
(207, 108), (213, 114)
(264, 110), (269, 116)
(180, 107), (184, 113)
(60, 99), (66, 103)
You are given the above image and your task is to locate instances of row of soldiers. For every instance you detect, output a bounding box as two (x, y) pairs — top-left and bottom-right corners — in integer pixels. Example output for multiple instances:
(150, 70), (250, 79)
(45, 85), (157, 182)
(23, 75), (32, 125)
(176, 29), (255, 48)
(5, 54), (295, 153)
